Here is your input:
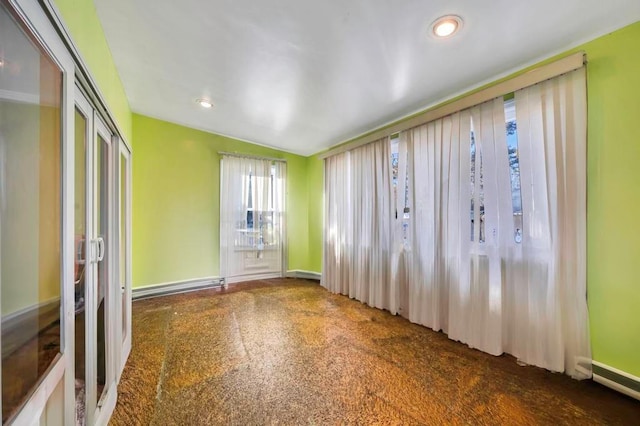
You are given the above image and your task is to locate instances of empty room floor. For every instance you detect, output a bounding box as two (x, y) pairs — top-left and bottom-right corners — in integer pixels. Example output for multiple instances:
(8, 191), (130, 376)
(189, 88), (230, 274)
(110, 278), (639, 425)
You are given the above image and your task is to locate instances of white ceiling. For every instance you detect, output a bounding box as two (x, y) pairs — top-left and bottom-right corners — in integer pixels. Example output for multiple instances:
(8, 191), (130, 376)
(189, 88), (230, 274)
(94, 0), (640, 156)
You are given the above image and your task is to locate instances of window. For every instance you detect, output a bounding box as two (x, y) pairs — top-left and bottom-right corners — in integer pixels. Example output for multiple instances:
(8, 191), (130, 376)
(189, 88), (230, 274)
(391, 137), (399, 215)
(391, 136), (410, 244)
(505, 98), (523, 243)
(239, 165), (278, 250)
(469, 98), (523, 244)
(470, 128), (486, 243)
(389, 100), (525, 247)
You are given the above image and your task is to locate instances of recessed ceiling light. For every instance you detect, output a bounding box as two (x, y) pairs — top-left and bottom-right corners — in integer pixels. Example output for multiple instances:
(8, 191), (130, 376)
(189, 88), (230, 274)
(0, 58), (5, 67)
(431, 15), (463, 38)
(197, 98), (213, 109)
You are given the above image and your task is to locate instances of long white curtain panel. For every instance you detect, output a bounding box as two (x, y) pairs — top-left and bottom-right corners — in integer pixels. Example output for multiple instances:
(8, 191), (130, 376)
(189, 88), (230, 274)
(322, 68), (590, 378)
(505, 68), (590, 378)
(322, 139), (394, 311)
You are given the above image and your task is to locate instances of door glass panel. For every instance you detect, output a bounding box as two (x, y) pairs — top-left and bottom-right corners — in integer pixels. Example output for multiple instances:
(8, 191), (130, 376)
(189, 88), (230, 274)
(0, 3), (63, 422)
(74, 107), (87, 424)
(96, 134), (108, 406)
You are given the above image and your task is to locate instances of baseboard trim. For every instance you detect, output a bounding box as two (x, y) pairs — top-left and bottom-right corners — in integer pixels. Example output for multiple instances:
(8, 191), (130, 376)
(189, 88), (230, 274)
(132, 277), (224, 300)
(592, 361), (640, 401)
(285, 270), (322, 281)
(225, 272), (282, 285)
(132, 271), (316, 300)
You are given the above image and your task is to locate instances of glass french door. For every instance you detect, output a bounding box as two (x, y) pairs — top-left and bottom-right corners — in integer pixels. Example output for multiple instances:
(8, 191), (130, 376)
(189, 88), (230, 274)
(74, 87), (117, 425)
(220, 156), (286, 283)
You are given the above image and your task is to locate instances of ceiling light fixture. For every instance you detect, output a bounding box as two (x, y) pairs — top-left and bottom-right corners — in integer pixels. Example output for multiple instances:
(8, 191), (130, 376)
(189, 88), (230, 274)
(196, 98), (213, 109)
(431, 15), (463, 38)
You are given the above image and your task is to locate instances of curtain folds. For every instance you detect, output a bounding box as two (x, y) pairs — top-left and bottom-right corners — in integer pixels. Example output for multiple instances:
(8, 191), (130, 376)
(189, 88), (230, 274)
(322, 139), (393, 311)
(506, 68), (590, 378)
(322, 68), (590, 378)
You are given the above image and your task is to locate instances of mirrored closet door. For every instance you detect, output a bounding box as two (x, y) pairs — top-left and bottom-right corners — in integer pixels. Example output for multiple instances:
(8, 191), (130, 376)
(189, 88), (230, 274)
(0, 0), (74, 423)
(74, 87), (118, 425)
(0, 0), (132, 423)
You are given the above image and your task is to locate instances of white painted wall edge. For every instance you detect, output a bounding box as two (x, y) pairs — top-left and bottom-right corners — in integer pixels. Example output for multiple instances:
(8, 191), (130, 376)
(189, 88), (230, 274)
(592, 360), (640, 401)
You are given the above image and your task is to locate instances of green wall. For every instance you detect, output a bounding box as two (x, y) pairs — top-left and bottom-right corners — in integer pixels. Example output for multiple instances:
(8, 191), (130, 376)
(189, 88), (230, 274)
(307, 22), (640, 377)
(579, 23), (640, 378)
(132, 114), (309, 287)
(52, 0), (132, 142)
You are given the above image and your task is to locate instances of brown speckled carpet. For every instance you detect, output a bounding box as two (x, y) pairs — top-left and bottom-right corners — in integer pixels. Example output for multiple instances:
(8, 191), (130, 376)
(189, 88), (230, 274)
(110, 278), (639, 425)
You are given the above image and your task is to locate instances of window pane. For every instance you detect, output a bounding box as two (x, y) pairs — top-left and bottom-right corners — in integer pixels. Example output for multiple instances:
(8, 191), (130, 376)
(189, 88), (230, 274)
(470, 130), (475, 241)
(0, 2), (63, 422)
(469, 126), (486, 244)
(505, 98), (523, 243)
(391, 138), (399, 217)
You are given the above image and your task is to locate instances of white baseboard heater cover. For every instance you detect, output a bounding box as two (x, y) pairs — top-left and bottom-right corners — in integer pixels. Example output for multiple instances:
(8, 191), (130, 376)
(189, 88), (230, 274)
(132, 277), (224, 300)
(592, 361), (640, 401)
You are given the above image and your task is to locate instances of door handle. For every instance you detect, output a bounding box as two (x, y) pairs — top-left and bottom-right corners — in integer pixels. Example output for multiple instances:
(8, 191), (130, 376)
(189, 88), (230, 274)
(97, 236), (105, 262)
(92, 237), (105, 263)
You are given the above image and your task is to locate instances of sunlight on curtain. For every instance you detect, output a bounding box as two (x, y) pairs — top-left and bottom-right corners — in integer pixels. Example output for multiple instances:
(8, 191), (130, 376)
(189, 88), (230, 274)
(321, 139), (393, 310)
(322, 68), (589, 378)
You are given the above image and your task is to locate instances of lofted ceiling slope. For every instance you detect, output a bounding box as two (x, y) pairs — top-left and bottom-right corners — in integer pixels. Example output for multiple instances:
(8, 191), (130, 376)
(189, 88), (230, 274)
(94, 0), (640, 156)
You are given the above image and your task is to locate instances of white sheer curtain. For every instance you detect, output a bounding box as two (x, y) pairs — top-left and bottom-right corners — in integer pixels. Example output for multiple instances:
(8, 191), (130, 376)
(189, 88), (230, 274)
(465, 98), (512, 356)
(323, 69), (589, 378)
(322, 138), (393, 311)
(394, 113), (468, 331)
(503, 68), (590, 378)
(323, 152), (350, 294)
(220, 155), (285, 281)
